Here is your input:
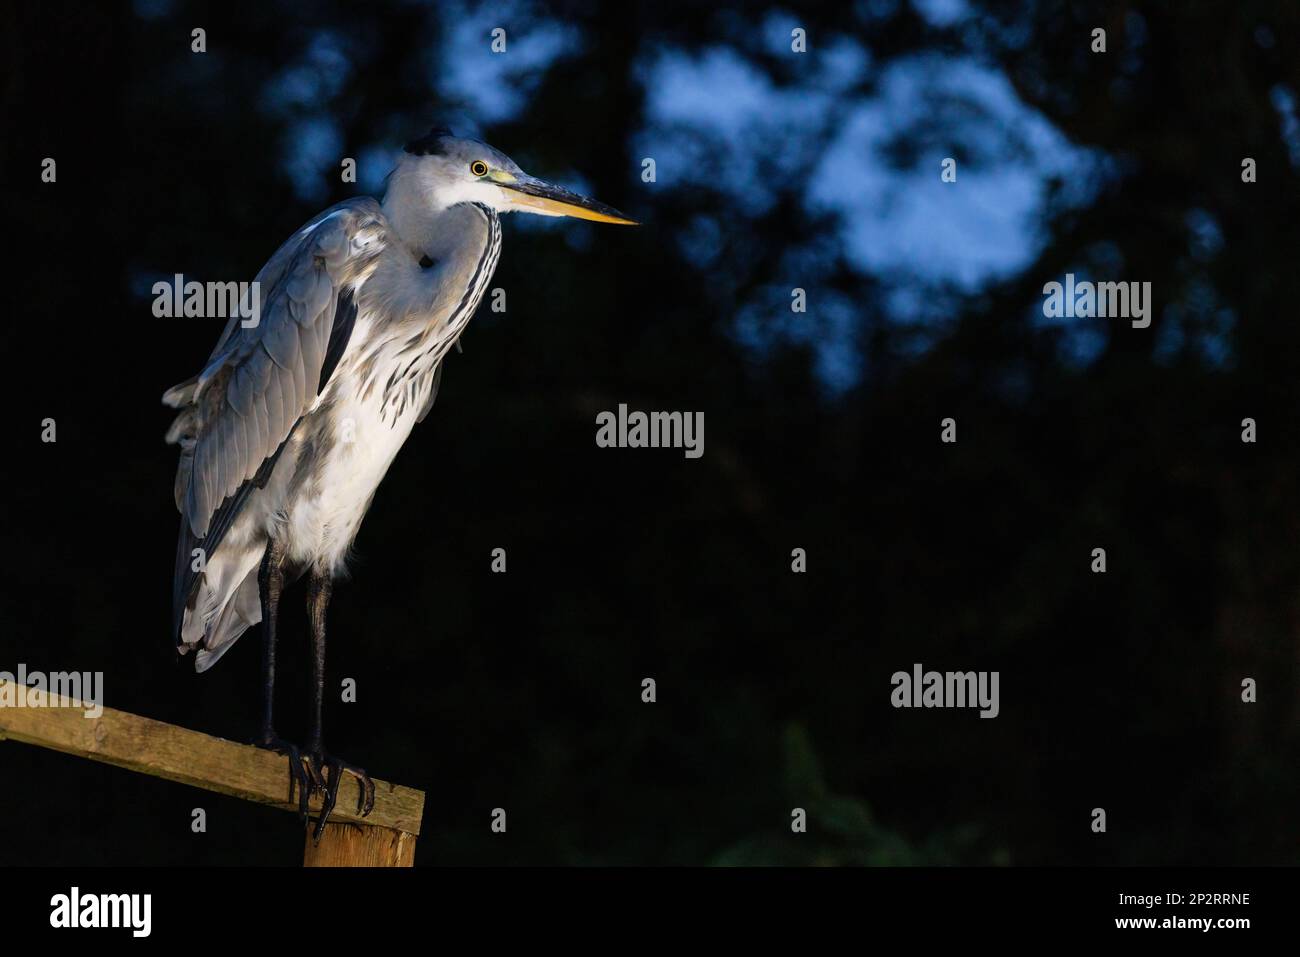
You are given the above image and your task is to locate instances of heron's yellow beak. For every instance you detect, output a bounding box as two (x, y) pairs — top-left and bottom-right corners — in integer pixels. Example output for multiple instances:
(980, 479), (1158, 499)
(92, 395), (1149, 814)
(495, 173), (638, 225)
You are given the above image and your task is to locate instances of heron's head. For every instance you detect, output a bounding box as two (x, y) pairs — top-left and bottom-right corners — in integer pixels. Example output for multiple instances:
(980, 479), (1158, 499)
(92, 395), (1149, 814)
(396, 128), (637, 225)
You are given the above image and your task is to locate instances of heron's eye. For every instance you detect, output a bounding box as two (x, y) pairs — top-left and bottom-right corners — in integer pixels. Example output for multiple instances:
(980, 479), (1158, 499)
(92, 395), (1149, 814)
(470, 160), (489, 177)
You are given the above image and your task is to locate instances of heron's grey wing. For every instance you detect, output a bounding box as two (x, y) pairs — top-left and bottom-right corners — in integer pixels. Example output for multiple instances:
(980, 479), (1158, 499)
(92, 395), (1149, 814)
(198, 200), (379, 371)
(165, 199), (388, 636)
(176, 199), (386, 538)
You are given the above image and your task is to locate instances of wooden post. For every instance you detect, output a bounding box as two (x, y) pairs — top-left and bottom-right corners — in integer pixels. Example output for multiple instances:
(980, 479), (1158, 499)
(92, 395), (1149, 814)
(304, 821), (418, 866)
(0, 679), (424, 866)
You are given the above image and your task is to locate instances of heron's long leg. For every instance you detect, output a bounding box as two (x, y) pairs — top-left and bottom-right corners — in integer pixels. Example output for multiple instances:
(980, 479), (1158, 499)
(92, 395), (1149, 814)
(257, 538), (287, 739)
(304, 571), (376, 841)
(253, 538), (314, 819)
(305, 571), (332, 756)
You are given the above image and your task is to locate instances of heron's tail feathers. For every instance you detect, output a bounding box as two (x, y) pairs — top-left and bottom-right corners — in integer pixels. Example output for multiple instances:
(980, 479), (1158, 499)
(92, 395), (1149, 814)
(178, 548), (262, 673)
(162, 376), (199, 408)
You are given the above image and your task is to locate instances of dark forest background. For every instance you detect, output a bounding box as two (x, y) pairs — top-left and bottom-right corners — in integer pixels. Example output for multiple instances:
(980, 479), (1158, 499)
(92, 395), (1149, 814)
(1, 0), (1298, 865)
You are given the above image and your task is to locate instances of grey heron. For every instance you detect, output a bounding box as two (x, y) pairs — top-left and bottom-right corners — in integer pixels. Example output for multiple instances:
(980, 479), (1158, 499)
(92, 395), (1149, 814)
(163, 128), (635, 836)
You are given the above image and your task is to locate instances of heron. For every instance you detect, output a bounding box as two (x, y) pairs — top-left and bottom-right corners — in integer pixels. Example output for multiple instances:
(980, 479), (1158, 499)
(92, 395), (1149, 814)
(162, 128), (635, 836)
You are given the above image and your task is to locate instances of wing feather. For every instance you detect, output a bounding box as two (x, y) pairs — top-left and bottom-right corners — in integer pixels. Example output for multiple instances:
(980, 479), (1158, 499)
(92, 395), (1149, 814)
(163, 199), (389, 640)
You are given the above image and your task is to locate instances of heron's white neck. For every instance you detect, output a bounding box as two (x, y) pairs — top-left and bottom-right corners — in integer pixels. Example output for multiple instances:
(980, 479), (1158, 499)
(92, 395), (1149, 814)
(382, 157), (478, 260)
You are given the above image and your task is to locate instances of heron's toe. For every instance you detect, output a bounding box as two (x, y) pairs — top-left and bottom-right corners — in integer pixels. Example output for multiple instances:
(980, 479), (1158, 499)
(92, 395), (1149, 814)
(305, 751), (376, 840)
(252, 733), (319, 820)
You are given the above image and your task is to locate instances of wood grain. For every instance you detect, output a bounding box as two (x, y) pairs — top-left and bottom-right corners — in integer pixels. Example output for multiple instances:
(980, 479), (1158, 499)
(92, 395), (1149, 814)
(304, 821), (418, 866)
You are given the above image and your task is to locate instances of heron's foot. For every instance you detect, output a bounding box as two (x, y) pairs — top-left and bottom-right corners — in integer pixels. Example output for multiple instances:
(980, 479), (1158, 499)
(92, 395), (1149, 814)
(304, 749), (377, 841)
(253, 732), (318, 823)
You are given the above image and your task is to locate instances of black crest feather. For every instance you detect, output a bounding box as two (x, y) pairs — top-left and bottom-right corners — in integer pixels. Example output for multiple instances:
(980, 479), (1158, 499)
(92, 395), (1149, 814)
(404, 127), (456, 156)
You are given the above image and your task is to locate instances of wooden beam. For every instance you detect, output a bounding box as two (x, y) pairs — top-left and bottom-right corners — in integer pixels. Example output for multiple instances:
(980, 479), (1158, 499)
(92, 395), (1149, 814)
(0, 680), (424, 851)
